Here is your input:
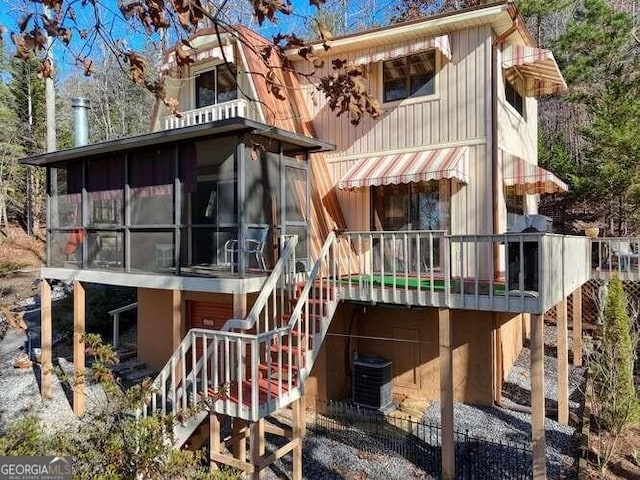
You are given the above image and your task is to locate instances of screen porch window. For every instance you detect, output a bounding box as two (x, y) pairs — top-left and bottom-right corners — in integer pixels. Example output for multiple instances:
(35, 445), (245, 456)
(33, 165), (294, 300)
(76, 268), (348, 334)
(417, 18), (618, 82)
(195, 65), (238, 108)
(383, 50), (436, 103)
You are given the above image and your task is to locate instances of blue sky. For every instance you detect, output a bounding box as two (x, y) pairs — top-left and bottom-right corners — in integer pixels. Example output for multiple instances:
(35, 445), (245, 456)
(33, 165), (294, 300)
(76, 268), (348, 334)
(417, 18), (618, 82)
(0, 0), (400, 75)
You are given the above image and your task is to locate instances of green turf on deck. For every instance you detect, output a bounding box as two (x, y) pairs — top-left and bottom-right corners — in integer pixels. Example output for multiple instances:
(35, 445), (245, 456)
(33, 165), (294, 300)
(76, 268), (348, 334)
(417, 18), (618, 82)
(341, 275), (506, 295)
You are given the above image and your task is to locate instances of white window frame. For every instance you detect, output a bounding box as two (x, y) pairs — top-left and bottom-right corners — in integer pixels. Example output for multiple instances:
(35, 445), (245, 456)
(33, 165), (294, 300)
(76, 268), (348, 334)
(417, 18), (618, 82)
(379, 49), (441, 108)
(192, 62), (237, 109)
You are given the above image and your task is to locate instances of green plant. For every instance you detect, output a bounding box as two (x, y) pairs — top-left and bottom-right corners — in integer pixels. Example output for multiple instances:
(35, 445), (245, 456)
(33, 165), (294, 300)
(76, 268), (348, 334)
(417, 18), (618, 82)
(590, 276), (639, 475)
(4, 335), (240, 479)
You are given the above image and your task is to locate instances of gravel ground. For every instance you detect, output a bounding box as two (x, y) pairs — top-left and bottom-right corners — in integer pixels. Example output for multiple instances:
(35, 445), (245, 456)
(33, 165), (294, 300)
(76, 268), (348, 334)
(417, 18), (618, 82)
(0, 287), (106, 434)
(1, 290), (586, 479)
(262, 430), (432, 480)
(0, 322), (79, 433)
(422, 322), (585, 480)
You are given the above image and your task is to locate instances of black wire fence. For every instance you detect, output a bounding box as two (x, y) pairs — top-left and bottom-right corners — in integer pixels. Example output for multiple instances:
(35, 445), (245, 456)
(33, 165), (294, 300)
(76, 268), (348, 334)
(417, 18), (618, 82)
(312, 400), (533, 480)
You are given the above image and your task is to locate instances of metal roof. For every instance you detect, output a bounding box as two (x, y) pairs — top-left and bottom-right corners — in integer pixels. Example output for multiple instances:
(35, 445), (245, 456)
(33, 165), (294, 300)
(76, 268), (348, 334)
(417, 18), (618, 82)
(21, 117), (335, 167)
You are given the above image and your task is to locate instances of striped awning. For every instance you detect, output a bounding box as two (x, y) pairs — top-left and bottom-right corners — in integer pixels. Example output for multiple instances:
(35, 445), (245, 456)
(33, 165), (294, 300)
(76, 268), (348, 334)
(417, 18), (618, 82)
(353, 34), (452, 65)
(162, 43), (234, 71)
(338, 146), (468, 190)
(502, 45), (567, 97)
(503, 154), (568, 195)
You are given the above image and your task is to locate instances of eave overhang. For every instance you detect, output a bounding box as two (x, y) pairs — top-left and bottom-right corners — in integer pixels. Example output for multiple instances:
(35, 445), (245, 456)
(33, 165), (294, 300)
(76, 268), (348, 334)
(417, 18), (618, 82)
(286, 1), (534, 61)
(21, 117), (335, 167)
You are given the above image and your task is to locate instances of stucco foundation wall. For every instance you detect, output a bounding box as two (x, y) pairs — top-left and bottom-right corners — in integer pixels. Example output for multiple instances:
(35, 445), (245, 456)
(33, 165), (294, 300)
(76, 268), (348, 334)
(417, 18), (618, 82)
(137, 290), (258, 372)
(309, 304), (497, 407)
(137, 288), (185, 371)
(499, 313), (525, 382)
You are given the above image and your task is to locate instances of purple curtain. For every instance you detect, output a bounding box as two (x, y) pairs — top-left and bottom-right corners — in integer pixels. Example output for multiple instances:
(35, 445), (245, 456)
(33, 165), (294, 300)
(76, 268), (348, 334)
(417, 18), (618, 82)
(86, 155), (125, 200)
(179, 144), (197, 194)
(66, 162), (83, 194)
(130, 147), (174, 196)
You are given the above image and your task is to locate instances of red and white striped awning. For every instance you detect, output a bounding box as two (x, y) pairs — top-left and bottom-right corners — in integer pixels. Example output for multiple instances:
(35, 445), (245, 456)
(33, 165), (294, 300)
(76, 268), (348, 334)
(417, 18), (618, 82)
(353, 34), (452, 65)
(338, 146), (468, 190)
(502, 45), (567, 97)
(162, 44), (234, 71)
(503, 153), (568, 195)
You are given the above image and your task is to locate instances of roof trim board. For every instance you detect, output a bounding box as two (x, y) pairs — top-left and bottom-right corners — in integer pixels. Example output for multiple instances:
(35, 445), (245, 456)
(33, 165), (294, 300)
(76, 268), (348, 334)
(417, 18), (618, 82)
(20, 117), (335, 167)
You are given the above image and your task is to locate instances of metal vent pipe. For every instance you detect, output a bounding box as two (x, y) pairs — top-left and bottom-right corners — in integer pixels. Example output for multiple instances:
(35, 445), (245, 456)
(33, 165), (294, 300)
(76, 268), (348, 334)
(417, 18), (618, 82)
(71, 97), (90, 147)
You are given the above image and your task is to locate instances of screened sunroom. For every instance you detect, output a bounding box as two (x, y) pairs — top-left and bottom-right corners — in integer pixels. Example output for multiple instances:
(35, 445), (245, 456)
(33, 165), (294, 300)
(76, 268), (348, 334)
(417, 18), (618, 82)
(25, 118), (332, 279)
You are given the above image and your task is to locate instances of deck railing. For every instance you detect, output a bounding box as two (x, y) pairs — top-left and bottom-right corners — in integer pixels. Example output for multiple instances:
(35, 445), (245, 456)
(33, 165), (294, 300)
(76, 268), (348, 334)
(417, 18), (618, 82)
(164, 99), (247, 130)
(337, 231), (591, 314)
(140, 233), (340, 440)
(590, 237), (640, 281)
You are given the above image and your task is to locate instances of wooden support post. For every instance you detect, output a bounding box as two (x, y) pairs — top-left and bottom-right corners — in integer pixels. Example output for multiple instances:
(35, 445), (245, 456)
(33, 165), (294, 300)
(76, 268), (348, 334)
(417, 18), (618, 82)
(41, 279), (52, 399)
(557, 299), (569, 425)
(299, 392), (306, 437)
(572, 288), (583, 367)
(522, 313), (530, 344)
(292, 397), (303, 480)
(73, 280), (86, 416)
(439, 308), (455, 480)
(531, 314), (547, 479)
(210, 413), (220, 471)
(250, 419), (265, 480)
(171, 290), (184, 350)
(233, 293), (247, 318)
(232, 419), (247, 464)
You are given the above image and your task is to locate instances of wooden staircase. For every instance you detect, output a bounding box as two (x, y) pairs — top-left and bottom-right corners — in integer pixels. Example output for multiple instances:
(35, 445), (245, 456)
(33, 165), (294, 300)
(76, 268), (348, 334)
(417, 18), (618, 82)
(138, 233), (340, 448)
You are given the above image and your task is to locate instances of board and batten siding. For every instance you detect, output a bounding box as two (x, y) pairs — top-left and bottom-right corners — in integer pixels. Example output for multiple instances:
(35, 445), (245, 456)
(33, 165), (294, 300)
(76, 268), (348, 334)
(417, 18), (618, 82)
(295, 27), (493, 236)
(496, 47), (538, 164)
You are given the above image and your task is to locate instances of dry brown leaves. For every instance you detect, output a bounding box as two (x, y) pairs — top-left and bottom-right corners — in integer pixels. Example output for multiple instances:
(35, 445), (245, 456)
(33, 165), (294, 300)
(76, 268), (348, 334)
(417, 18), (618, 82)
(318, 59), (381, 125)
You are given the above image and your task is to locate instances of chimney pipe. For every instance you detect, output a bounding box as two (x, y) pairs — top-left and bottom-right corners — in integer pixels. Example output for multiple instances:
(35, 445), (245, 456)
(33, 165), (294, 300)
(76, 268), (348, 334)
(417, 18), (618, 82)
(71, 97), (90, 147)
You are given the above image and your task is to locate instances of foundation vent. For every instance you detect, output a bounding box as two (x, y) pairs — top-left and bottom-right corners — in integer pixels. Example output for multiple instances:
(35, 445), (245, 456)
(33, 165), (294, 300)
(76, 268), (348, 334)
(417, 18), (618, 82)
(352, 356), (393, 411)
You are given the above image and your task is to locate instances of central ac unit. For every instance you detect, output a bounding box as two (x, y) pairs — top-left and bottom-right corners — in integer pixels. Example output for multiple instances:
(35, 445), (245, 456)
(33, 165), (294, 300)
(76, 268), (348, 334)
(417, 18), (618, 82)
(352, 356), (393, 412)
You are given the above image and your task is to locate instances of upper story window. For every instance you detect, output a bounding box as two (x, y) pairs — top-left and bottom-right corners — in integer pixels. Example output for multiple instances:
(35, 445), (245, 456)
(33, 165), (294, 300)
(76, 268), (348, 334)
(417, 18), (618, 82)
(383, 50), (436, 103)
(505, 80), (524, 117)
(195, 65), (238, 108)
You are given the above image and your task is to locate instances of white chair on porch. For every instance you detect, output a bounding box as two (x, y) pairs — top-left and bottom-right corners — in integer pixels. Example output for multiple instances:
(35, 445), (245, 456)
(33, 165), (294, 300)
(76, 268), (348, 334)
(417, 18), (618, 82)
(224, 225), (270, 271)
(611, 240), (639, 271)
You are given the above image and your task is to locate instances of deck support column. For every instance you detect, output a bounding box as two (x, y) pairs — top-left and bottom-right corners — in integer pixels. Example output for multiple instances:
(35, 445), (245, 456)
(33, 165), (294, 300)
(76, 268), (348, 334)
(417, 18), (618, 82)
(250, 419), (265, 480)
(209, 413), (221, 471)
(40, 279), (52, 399)
(232, 419), (247, 464)
(557, 299), (569, 425)
(171, 289), (184, 350)
(439, 308), (455, 480)
(292, 397), (304, 480)
(531, 313), (547, 479)
(233, 293), (247, 318)
(73, 280), (86, 416)
(572, 288), (583, 367)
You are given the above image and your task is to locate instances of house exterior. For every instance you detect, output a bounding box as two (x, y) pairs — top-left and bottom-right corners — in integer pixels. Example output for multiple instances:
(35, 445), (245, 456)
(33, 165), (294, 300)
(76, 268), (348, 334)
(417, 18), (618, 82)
(23, 3), (596, 479)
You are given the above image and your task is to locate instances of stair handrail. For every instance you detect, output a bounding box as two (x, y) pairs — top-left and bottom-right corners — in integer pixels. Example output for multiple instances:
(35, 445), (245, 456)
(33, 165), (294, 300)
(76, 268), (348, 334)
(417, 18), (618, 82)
(221, 234), (298, 332)
(283, 231), (336, 331)
(139, 327), (261, 419)
(138, 328), (197, 419)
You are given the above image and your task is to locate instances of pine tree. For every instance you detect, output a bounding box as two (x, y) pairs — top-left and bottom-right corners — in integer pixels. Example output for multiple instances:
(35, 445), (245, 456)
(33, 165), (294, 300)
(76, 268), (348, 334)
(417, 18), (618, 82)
(592, 276), (639, 473)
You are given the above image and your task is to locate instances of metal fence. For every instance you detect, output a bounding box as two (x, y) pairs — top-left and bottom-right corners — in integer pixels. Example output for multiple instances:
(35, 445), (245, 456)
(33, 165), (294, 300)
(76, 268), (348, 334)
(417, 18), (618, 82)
(313, 400), (533, 480)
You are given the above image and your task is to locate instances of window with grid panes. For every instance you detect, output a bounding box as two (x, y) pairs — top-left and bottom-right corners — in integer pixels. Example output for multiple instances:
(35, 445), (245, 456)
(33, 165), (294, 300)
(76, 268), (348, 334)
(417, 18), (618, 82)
(383, 51), (436, 103)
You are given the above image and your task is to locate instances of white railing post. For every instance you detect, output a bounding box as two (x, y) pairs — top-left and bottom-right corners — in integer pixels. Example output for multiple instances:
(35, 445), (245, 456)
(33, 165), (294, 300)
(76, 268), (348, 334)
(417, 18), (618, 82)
(252, 340), (259, 420)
